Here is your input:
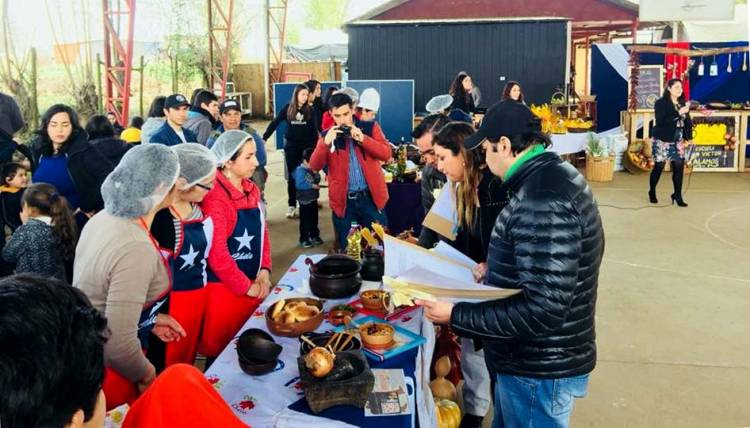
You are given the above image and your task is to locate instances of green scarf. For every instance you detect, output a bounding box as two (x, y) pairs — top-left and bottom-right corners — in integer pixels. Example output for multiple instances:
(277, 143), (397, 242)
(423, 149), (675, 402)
(503, 144), (546, 181)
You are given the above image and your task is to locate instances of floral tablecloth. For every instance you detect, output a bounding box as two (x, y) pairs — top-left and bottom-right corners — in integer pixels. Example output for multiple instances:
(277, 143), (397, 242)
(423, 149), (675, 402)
(203, 254), (437, 428)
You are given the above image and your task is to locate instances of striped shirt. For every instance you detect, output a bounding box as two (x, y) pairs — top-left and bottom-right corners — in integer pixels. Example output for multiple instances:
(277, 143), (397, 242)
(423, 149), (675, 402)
(347, 141), (368, 191)
(172, 203), (203, 249)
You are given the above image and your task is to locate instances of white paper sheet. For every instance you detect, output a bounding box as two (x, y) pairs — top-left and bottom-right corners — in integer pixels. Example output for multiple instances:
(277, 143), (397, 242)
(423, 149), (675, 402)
(393, 265), (518, 303)
(432, 241), (478, 270)
(421, 182), (458, 240)
(383, 234), (474, 283)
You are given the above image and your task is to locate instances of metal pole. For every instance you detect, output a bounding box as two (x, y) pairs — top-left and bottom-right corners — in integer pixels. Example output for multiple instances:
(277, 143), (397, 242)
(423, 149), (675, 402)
(96, 53), (102, 112)
(139, 55), (144, 117)
(264, 0), (270, 115)
(31, 47), (38, 130)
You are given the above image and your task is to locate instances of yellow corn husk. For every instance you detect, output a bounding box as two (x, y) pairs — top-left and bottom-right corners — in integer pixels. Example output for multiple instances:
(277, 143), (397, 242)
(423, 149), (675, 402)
(361, 228), (378, 247)
(372, 223), (386, 241)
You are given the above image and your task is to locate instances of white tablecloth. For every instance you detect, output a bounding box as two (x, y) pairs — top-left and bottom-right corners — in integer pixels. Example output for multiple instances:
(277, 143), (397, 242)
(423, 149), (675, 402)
(548, 133), (589, 155)
(204, 254), (436, 428)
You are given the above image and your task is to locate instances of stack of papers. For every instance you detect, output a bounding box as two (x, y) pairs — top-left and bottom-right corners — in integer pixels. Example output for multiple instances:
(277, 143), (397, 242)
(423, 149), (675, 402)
(382, 235), (520, 304)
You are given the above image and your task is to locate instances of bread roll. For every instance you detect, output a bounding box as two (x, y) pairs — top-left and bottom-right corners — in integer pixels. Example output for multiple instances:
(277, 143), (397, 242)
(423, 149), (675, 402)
(290, 305), (320, 322)
(280, 311), (297, 324)
(271, 299), (286, 321)
(285, 301), (305, 311)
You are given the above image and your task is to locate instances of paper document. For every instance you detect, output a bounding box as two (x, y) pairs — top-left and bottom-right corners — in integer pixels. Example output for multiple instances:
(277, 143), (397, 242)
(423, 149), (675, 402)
(383, 234), (474, 282)
(422, 182), (458, 240)
(386, 265), (520, 304)
(433, 241), (478, 269)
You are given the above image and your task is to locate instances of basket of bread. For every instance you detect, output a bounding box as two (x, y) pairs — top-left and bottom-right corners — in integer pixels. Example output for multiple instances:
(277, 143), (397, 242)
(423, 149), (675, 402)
(266, 297), (324, 337)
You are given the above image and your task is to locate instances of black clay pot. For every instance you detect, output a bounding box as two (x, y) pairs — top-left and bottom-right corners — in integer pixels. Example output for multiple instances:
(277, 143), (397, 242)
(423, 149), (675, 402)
(236, 328), (282, 366)
(360, 249), (384, 282)
(306, 255), (362, 299)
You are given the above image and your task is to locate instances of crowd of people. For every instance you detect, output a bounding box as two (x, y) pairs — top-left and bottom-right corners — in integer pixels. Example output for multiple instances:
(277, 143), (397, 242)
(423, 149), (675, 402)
(0, 68), (657, 428)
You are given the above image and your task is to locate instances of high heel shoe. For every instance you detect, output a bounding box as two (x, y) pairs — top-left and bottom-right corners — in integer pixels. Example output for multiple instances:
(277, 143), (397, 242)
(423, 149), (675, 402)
(648, 190), (658, 204)
(671, 194), (688, 207)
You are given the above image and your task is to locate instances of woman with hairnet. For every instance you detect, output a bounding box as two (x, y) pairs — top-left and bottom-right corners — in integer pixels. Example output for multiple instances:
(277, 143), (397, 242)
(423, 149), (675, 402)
(147, 143), (218, 371)
(73, 144), (188, 410)
(199, 130), (272, 361)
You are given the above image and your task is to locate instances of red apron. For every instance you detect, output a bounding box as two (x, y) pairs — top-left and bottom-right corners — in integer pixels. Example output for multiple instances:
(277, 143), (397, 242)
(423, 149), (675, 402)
(163, 209), (213, 367)
(200, 184), (265, 358)
(104, 218), (172, 410)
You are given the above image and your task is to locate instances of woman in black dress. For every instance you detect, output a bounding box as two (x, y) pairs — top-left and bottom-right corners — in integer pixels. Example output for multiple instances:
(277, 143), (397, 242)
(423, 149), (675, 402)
(649, 78), (692, 207)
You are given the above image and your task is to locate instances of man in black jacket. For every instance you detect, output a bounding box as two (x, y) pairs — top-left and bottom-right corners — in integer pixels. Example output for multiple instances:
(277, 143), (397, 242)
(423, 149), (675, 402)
(419, 100), (604, 428)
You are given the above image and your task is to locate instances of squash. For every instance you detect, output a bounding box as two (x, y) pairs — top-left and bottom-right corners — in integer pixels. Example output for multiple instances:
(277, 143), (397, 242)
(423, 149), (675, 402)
(435, 399), (461, 428)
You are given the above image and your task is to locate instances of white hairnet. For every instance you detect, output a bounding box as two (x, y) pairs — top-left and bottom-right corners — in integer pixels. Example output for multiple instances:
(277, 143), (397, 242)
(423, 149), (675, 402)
(337, 87), (359, 103)
(359, 88), (380, 112)
(426, 94), (453, 114)
(101, 144), (180, 218)
(173, 143), (218, 189)
(211, 129), (253, 165)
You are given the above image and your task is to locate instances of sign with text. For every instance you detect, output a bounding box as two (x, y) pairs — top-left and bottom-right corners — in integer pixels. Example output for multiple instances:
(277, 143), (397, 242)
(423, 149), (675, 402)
(689, 114), (740, 172)
(628, 65), (663, 111)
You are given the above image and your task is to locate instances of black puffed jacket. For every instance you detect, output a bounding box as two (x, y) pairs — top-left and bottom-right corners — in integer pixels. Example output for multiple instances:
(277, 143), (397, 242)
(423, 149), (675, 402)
(450, 152), (604, 379)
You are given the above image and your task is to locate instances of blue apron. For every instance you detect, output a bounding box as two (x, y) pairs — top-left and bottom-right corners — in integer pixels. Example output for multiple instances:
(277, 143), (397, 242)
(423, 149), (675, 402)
(207, 182), (265, 282)
(173, 214), (214, 291)
(136, 246), (172, 349)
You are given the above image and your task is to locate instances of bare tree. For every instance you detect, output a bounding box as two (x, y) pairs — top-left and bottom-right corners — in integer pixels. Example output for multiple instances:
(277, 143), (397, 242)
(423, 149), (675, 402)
(0, 0), (34, 135)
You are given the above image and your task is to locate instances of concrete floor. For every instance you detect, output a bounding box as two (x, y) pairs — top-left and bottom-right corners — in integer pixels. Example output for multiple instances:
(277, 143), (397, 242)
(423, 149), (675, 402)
(255, 121), (750, 427)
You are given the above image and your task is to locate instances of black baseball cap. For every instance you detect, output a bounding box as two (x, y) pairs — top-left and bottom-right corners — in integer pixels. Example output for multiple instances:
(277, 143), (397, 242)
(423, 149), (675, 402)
(463, 100), (542, 150)
(220, 99), (241, 114)
(164, 93), (190, 109)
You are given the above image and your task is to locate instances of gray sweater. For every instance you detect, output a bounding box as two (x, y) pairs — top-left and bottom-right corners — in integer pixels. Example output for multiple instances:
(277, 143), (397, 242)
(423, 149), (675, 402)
(2, 218), (66, 281)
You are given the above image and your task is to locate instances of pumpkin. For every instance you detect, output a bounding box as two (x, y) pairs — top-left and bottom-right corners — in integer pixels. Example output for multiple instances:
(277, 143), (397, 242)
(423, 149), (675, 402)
(435, 399), (461, 428)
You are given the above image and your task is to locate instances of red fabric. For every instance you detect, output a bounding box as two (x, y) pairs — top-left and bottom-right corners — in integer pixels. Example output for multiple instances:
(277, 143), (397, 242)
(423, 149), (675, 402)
(665, 41), (691, 100)
(123, 364), (249, 428)
(321, 111), (334, 130)
(103, 367), (139, 411)
(199, 281), (261, 357)
(164, 288), (207, 367)
(200, 170), (272, 295)
(309, 122), (392, 218)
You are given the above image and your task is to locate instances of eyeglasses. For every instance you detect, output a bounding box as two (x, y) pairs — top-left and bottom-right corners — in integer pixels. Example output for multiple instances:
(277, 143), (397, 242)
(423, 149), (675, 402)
(195, 183), (213, 191)
(419, 149), (435, 157)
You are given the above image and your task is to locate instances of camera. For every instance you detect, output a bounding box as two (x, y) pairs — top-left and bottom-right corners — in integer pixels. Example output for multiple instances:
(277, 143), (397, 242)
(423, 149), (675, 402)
(334, 125), (352, 150)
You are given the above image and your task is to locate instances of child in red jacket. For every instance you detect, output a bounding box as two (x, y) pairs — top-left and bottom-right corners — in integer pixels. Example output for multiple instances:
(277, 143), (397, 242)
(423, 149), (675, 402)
(200, 130), (272, 360)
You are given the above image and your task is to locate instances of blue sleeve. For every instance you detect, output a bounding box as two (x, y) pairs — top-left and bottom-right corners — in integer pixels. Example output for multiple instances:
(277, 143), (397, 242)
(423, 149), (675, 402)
(252, 131), (267, 167)
(293, 167), (312, 190)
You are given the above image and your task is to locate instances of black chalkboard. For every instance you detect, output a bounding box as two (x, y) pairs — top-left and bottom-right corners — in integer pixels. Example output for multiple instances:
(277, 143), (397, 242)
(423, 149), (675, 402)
(691, 145), (737, 170)
(629, 66), (663, 110)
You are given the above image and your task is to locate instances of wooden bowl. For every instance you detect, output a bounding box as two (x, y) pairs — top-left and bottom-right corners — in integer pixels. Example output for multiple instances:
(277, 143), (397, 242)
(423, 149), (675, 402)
(327, 308), (356, 326)
(359, 290), (388, 312)
(265, 297), (324, 337)
(359, 322), (395, 349)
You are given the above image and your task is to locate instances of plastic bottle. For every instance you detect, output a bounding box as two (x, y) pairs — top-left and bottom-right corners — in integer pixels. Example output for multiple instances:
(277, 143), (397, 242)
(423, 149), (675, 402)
(346, 222), (362, 261)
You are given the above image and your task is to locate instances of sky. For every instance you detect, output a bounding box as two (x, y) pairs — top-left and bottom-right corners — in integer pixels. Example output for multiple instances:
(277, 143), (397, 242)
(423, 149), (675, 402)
(3, 0), (390, 62)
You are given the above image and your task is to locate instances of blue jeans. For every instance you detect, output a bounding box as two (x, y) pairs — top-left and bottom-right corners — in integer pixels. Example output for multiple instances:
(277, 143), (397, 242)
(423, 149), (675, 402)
(332, 191), (388, 250)
(493, 373), (589, 428)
